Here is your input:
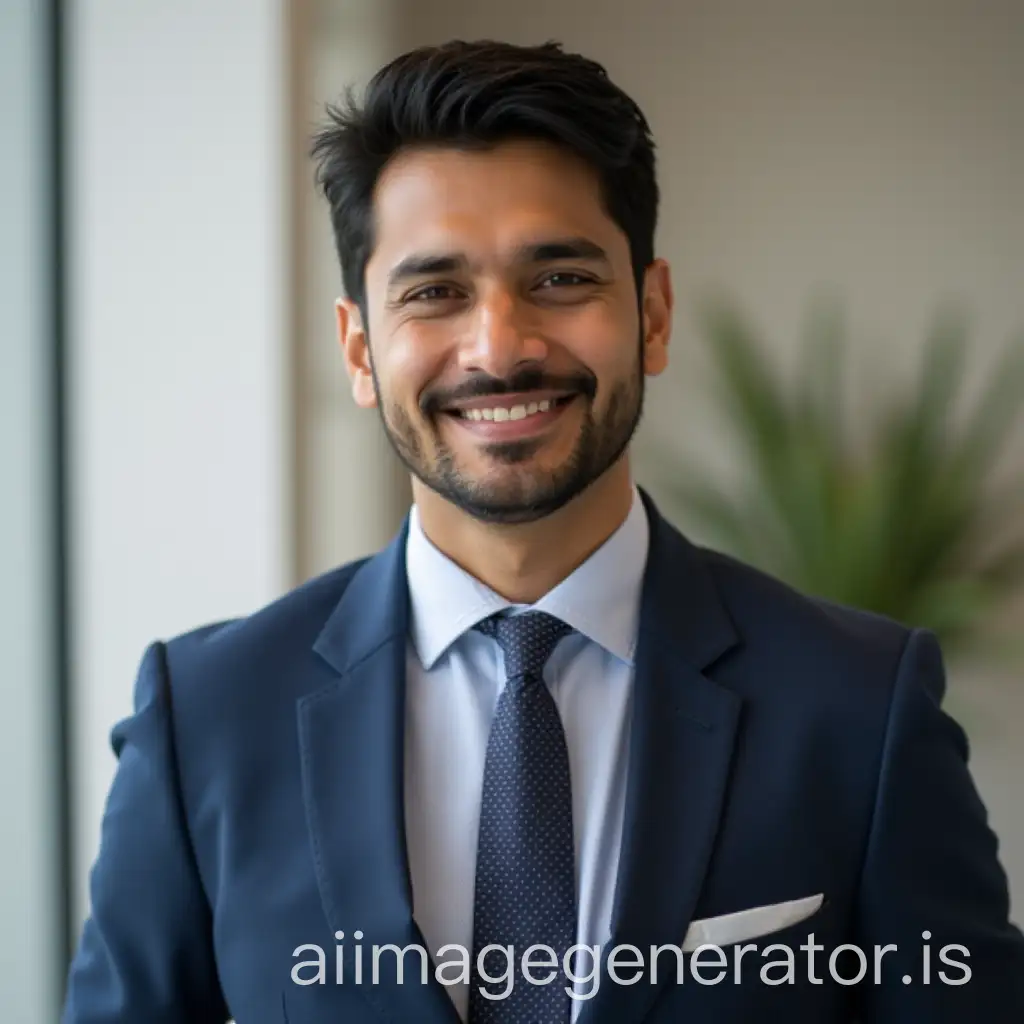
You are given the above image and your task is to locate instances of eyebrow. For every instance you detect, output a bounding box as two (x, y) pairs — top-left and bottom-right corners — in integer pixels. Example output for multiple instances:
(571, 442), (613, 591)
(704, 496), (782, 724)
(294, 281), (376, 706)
(386, 236), (611, 289)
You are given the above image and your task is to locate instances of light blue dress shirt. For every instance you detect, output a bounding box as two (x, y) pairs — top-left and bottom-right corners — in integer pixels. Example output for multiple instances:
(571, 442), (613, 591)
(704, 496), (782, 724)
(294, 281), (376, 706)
(403, 485), (649, 1021)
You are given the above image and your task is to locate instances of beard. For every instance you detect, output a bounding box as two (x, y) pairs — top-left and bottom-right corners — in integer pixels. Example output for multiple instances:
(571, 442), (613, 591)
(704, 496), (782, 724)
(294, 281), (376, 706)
(371, 348), (645, 525)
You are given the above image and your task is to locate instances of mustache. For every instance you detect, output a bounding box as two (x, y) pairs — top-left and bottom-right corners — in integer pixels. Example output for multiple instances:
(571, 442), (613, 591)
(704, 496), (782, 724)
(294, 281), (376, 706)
(421, 366), (597, 414)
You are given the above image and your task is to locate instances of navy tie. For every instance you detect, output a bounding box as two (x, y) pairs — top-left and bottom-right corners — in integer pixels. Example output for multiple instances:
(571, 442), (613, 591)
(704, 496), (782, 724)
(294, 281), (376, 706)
(469, 611), (577, 1024)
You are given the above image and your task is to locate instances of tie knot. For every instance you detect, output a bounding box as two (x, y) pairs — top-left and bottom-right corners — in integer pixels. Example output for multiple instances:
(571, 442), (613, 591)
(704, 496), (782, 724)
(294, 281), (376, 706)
(475, 611), (573, 680)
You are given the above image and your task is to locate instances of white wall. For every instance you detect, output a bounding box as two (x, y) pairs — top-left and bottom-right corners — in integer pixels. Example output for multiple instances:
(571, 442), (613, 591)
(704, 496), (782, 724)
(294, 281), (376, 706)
(297, 0), (412, 580)
(0, 3), (61, 1020)
(67, 0), (293, 928)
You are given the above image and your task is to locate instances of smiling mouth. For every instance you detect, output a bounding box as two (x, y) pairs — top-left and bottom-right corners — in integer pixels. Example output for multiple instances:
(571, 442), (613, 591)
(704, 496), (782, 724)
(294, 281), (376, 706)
(440, 392), (580, 442)
(445, 394), (576, 423)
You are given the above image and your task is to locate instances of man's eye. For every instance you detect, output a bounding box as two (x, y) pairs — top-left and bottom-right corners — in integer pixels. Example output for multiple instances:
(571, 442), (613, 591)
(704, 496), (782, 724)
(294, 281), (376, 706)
(538, 272), (592, 289)
(407, 284), (460, 302)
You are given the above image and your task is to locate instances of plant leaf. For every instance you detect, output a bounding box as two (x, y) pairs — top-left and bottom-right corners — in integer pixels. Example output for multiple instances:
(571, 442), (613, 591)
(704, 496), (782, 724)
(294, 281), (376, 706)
(654, 294), (1024, 664)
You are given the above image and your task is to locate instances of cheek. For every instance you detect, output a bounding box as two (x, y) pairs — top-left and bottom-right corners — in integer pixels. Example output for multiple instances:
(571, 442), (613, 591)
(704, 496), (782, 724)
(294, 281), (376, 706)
(569, 327), (637, 390)
(563, 300), (637, 366)
(377, 327), (449, 405)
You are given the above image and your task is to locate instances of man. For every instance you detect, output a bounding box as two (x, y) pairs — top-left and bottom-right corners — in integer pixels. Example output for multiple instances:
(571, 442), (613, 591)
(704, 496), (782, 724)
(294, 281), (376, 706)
(63, 39), (1024, 1023)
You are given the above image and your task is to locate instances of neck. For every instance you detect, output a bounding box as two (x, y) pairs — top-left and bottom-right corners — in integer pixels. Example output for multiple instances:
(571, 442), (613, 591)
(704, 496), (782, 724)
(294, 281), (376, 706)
(413, 460), (635, 605)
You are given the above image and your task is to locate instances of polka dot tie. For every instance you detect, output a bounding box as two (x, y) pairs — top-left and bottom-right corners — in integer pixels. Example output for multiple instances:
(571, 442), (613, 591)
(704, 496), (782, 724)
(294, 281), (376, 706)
(468, 611), (577, 1024)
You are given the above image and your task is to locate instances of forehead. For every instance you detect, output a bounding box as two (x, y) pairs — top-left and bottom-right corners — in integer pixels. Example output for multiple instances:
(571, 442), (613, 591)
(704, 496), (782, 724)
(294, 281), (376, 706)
(365, 139), (627, 279)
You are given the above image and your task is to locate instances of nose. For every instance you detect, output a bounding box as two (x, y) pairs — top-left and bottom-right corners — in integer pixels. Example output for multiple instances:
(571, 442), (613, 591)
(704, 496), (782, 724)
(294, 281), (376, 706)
(457, 285), (547, 378)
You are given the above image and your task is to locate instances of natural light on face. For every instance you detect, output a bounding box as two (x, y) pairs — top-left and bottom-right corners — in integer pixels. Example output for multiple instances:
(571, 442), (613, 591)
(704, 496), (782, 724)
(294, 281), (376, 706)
(354, 138), (651, 523)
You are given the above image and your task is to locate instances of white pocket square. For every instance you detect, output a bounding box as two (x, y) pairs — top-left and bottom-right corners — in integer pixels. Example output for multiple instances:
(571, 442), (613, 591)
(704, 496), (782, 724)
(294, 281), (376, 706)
(681, 893), (824, 951)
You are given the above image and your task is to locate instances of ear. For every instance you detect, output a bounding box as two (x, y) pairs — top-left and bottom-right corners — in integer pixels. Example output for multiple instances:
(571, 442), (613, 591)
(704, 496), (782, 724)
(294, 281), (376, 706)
(335, 298), (377, 408)
(640, 259), (673, 377)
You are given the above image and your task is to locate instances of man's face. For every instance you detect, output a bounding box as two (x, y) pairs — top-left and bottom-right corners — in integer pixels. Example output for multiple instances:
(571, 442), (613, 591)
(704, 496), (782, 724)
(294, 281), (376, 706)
(337, 138), (672, 524)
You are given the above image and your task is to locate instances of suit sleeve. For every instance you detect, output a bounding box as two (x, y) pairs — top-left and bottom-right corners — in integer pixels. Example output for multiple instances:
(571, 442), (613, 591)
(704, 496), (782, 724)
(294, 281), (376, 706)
(853, 627), (1024, 1020)
(62, 642), (229, 1023)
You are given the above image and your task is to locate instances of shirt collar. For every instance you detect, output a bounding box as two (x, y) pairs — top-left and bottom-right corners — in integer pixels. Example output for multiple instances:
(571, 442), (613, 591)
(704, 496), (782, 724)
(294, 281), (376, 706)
(405, 485), (649, 670)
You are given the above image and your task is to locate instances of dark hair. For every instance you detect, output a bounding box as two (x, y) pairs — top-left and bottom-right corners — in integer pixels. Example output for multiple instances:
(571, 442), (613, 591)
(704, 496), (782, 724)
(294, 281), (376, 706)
(309, 39), (659, 310)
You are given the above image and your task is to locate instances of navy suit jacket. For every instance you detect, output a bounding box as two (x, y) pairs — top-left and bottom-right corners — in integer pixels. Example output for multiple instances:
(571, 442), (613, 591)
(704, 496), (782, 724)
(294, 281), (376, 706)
(63, 491), (1024, 1022)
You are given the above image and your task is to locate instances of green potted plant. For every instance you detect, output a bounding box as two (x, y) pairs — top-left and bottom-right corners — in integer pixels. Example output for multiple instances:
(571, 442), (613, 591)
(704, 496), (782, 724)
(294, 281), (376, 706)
(656, 293), (1024, 666)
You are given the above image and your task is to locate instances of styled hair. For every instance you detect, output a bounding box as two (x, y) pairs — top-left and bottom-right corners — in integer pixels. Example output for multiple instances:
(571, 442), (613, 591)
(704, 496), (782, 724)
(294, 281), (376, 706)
(309, 39), (659, 310)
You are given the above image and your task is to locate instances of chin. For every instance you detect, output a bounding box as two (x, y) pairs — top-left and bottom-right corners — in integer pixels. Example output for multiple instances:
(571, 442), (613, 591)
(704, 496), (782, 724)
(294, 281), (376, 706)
(455, 494), (578, 526)
(453, 470), (594, 522)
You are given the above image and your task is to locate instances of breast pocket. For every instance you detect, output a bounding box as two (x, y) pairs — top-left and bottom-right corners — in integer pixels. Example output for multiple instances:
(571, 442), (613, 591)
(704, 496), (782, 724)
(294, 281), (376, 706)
(683, 892), (825, 951)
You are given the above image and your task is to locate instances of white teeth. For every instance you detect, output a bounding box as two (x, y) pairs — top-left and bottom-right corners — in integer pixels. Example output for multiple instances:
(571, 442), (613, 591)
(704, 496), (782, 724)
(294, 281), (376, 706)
(460, 398), (555, 422)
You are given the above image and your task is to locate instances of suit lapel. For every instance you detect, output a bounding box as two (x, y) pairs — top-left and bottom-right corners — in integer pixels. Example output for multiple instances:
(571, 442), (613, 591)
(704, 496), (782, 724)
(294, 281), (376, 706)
(299, 522), (460, 1024)
(578, 492), (743, 1024)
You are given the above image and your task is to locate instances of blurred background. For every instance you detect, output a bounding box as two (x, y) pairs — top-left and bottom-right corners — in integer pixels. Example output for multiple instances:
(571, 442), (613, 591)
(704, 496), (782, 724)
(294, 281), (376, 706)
(3, 0), (1022, 1019)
